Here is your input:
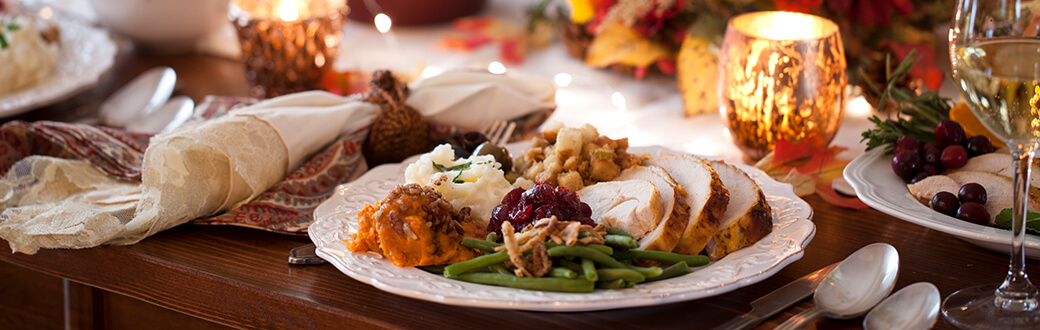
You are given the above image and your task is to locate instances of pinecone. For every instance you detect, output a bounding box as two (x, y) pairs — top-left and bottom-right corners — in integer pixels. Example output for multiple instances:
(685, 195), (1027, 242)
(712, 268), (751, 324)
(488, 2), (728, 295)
(362, 71), (431, 166)
(560, 20), (592, 60)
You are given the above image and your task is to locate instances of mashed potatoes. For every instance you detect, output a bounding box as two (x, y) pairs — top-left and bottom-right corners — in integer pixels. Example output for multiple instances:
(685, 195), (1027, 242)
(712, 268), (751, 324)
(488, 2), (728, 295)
(0, 14), (59, 96)
(405, 144), (532, 227)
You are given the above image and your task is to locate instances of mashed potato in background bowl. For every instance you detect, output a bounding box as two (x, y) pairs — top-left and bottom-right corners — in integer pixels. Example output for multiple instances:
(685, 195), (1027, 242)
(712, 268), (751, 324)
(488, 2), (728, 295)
(405, 144), (533, 227)
(0, 14), (59, 96)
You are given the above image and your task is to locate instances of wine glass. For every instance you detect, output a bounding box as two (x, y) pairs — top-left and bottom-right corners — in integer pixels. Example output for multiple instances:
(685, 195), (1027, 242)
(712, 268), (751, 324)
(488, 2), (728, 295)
(948, 0), (1040, 328)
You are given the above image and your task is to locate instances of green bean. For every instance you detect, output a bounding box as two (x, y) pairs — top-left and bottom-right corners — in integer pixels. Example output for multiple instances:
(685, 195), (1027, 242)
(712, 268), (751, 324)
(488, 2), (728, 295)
(547, 246), (628, 269)
(596, 268), (646, 283)
(559, 259), (584, 273)
(586, 244), (613, 255)
(419, 265), (446, 274)
(578, 232), (591, 238)
(545, 242), (614, 255)
(596, 278), (627, 289)
(647, 261), (693, 282)
(486, 232), (498, 242)
(613, 250), (709, 266)
(581, 258), (598, 282)
(550, 267), (578, 279)
(443, 251), (509, 277)
(461, 237), (500, 253)
(625, 265), (664, 278)
(490, 264), (511, 275)
(604, 235), (639, 249)
(451, 273), (594, 292)
(605, 226), (633, 237)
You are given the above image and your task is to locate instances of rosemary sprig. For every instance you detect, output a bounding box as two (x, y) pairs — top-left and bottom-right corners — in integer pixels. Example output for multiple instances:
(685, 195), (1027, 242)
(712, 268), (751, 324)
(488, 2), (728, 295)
(859, 50), (954, 152)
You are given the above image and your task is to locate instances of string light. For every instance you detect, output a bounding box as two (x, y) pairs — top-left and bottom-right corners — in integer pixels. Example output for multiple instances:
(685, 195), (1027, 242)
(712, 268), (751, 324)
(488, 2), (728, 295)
(554, 73), (572, 87)
(848, 95), (872, 117)
(374, 13), (392, 33)
(611, 92), (626, 112)
(488, 62), (507, 74)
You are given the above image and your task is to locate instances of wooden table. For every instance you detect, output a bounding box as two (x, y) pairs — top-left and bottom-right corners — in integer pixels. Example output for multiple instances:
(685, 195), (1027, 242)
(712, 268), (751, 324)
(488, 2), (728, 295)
(1, 50), (1035, 330)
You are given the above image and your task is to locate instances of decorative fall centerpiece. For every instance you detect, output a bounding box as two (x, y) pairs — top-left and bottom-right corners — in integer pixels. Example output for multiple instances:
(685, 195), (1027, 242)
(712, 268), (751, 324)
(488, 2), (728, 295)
(560, 0), (695, 79)
(537, 0), (956, 116)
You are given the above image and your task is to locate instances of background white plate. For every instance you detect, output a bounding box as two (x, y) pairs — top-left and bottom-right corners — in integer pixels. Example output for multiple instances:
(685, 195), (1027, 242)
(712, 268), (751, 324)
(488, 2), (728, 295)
(0, 16), (117, 117)
(310, 146), (816, 311)
(843, 147), (1040, 259)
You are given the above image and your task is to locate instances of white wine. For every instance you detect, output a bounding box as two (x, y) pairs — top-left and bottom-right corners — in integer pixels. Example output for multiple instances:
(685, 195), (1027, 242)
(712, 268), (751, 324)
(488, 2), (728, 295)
(953, 38), (1040, 147)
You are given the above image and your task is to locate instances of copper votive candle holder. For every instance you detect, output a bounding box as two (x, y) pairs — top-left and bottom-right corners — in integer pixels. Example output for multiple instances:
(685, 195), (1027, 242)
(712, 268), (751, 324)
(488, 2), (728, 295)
(718, 11), (846, 162)
(230, 0), (347, 98)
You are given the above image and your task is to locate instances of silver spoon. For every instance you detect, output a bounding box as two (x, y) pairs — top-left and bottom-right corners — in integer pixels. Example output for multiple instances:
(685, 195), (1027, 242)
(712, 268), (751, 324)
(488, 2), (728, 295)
(98, 66), (176, 127)
(124, 96), (194, 134)
(774, 243), (900, 330)
(289, 243), (325, 265)
(864, 282), (941, 330)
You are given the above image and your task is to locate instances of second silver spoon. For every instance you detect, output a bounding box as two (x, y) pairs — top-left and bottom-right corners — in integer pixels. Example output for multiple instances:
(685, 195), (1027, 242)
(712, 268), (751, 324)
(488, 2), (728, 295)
(775, 243), (900, 330)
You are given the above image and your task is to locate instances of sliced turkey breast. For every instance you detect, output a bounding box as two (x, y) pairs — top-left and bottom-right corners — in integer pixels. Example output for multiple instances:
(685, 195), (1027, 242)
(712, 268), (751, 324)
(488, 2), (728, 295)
(645, 155), (729, 255)
(952, 153), (1040, 188)
(908, 171), (1040, 225)
(614, 165), (691, 252)
(907, 175), (960, 205)
(703, 160), (772, 260)
(578, 179), (664, 239)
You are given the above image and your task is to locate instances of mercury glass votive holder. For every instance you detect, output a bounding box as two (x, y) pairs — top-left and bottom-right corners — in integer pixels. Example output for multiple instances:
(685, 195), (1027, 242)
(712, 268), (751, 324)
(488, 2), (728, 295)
(718, 11), (846, 162)
(230, 0), (347, 98)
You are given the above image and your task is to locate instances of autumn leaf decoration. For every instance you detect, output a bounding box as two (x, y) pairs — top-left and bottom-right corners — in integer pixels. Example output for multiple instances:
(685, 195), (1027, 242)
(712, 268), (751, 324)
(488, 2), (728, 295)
(754, 137), (869, 209)
(438, 2), (556, 66)
(319, 70), (372, 96)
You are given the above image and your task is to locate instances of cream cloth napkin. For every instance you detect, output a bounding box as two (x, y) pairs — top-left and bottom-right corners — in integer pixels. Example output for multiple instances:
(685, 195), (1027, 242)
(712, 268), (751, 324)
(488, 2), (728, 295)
(0, 72), (554, 254)
(408, 72), (556, 131)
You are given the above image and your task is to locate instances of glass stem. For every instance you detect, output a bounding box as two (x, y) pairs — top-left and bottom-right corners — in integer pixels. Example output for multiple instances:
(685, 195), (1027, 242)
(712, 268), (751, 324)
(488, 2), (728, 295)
(997, 148), (1040, 311)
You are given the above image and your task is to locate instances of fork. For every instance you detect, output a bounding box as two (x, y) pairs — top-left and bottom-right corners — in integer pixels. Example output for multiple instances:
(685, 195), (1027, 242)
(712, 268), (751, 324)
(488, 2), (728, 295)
(481, 120), (516, 146)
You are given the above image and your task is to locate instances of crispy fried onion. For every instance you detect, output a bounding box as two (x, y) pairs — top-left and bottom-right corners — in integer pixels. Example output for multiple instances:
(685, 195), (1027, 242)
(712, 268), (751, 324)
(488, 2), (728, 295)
(496, 216), (607, 277)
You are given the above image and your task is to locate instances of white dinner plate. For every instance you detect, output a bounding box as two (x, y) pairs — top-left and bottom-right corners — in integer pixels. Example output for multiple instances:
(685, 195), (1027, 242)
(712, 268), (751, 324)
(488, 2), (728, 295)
(843, 147), (1040, 259)
(0, 16), (117, 117)
(310, 146), (816, 311)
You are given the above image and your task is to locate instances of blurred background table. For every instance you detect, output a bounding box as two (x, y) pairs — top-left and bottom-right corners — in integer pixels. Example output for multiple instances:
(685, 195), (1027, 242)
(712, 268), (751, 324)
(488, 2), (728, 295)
(0, 1), (1036, 329)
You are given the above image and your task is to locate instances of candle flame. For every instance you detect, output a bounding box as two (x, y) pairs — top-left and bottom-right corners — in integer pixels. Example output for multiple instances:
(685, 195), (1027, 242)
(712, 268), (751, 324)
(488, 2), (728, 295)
(733, 11), (836, 40)
(279, 0), (299, 22)
(375, 13), (392, 33)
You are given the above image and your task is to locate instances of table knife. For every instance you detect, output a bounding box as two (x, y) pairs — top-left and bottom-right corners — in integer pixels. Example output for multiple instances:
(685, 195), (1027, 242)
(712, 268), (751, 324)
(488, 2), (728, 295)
(712, 262), (839, 330)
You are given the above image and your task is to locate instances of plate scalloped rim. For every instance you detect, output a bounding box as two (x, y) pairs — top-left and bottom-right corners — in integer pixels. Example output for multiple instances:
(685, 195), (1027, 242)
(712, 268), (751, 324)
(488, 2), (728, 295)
(310, 146), (816, 311)
(843, 147), (1040, 258)
(0, 16), (117, 117)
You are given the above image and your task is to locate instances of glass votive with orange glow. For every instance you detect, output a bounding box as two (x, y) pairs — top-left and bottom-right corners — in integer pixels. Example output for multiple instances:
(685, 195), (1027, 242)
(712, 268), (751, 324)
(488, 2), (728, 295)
(230, 0), (348, 98)
(718, 11), (846, 162)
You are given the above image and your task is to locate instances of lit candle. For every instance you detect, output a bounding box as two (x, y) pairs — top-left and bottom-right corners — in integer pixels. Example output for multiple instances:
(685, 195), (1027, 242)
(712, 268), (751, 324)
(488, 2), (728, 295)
(230, 0), (348, 98)
(718, 11), (846, 161)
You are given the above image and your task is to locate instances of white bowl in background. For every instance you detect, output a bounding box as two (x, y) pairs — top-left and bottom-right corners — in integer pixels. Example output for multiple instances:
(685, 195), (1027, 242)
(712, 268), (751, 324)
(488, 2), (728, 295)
(89, 0), (229, 54)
